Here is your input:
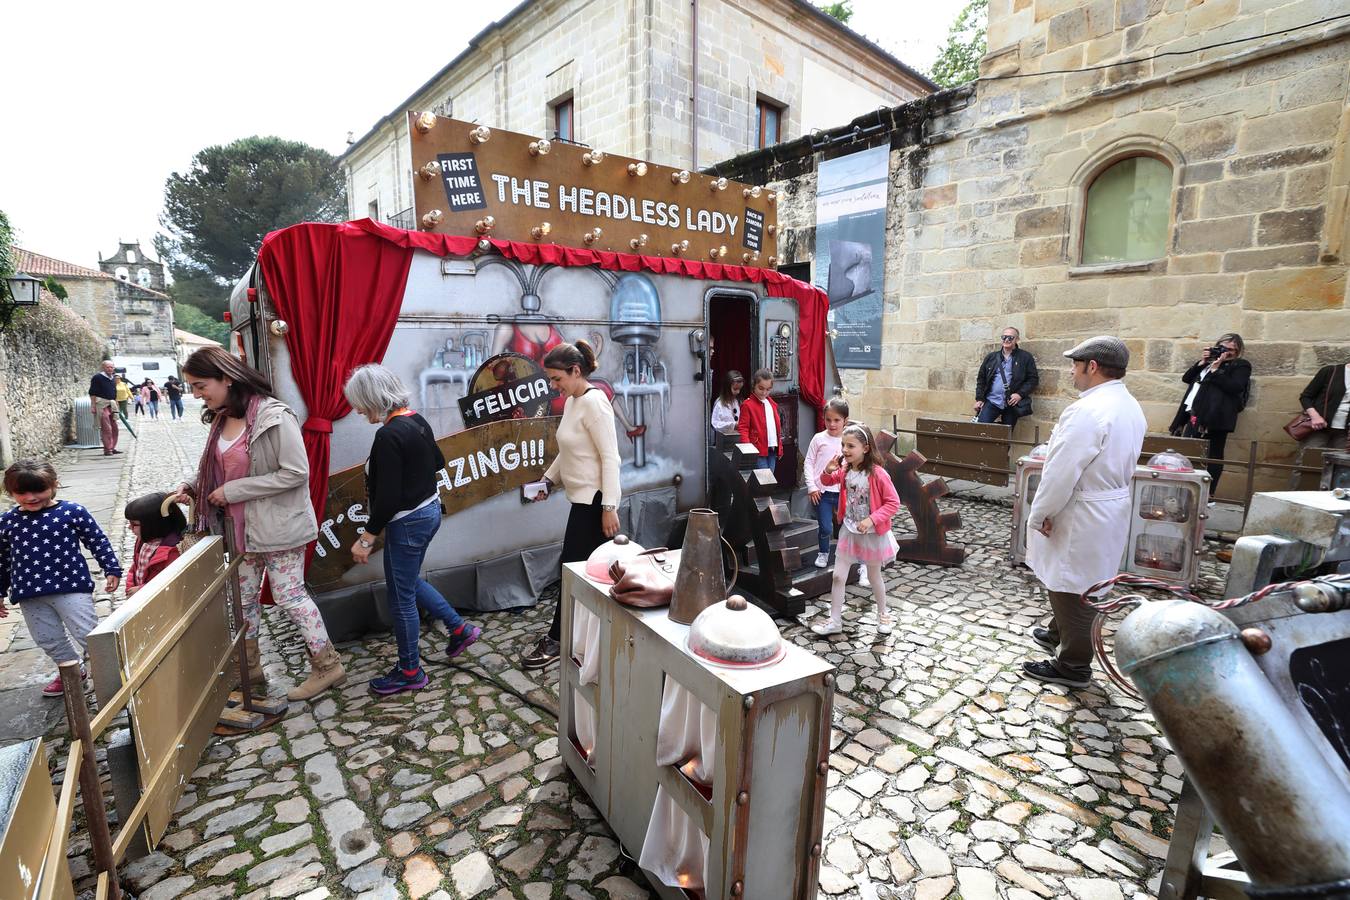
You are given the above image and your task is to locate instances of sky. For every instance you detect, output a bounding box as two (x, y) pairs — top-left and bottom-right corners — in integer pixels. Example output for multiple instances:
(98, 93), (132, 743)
(1, 0), (968, 270)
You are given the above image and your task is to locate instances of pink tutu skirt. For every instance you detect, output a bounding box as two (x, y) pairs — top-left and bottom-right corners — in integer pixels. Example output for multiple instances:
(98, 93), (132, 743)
(837, 528), (898, 564)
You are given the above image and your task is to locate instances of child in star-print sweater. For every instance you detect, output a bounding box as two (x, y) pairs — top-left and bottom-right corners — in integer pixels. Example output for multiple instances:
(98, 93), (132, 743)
(0, 460), (121, 697)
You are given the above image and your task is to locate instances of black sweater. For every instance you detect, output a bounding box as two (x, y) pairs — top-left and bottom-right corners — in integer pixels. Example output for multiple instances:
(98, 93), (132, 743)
(364, 413), (445, 536)
(1299, 364), (1348, 420)
(1169, 358), (1251, 434)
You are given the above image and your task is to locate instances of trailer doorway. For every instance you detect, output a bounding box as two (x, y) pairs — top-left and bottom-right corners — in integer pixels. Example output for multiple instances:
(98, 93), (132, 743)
(707, 291), (756, 412)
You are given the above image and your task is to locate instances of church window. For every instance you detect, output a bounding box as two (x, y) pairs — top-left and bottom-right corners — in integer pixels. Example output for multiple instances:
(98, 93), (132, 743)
(137, 268), (152, 287)
(115, 266), (130, 281)
(126, 250), (136, 263)
(1081, 155), (1172, 265)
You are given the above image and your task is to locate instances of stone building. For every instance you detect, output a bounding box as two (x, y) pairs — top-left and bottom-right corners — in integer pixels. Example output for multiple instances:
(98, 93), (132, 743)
(712, 0), (1350, 498)
(17, 244), (176, 360)
(342, 0), (934, 228)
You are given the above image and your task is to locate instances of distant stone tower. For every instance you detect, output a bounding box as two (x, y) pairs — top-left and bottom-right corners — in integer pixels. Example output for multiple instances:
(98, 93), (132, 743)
(98, 240), (166, 292)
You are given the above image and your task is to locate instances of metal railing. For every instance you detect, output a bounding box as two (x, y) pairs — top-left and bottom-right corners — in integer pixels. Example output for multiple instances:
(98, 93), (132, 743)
(387, 208), (415, 230)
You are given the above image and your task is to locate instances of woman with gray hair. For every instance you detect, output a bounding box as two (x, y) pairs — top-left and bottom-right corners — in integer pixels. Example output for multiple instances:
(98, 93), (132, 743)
(344, 364), (481, 695)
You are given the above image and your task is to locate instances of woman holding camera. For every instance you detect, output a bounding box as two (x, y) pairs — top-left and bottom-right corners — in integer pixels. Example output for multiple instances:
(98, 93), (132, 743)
(1168, 333), (1250, 495)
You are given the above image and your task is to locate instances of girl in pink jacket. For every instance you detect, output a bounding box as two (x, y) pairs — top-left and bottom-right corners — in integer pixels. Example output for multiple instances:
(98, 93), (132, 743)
(811, 423), (900, 637)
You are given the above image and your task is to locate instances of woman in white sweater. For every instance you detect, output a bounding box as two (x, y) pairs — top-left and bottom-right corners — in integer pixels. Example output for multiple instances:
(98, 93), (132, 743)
(523, 339), (622, 669)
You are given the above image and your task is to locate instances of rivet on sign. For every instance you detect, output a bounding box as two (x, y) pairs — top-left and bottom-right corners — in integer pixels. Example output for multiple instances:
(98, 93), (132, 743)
(474, 216), (496, 235)
(468, 125), (491, 144)
(670, 240), (689, 255)
(767, 191), (778, 203)
(414, 111), (437, 133)
(743, 695), (754, 709)
(420, 210), (444, 229)
(531, 222), (552, 240)
(268, 320), (289, 337)
(582, 150), (606, 166)
(710, 177), (728, 192)
(418, 161), (440, 181)
(671, 170), (691, 184)
(528, 139), (552, 156)
(627, 162), (648, 177)
(768, 256), (779, 266)
(630, 234), (649, 250)
(583, 228), (603, 245)
(736, 791), (748, 805)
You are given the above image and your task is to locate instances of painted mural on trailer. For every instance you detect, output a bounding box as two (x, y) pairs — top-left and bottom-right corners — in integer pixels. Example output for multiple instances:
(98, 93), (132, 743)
(306, 256), (692, 591)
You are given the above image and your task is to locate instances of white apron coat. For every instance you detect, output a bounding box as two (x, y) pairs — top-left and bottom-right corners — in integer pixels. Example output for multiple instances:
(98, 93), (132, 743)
(1027, 379), (1146, 596)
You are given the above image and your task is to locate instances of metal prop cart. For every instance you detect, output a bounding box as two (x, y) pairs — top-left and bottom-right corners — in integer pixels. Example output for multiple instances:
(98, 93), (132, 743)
(559, 557), (834, 899)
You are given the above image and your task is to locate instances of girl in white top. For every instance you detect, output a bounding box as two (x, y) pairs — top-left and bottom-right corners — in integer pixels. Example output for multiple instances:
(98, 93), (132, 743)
(710, 370), (744, 433)
(524, 339), (621, 671)
(804, 397), (849, 568)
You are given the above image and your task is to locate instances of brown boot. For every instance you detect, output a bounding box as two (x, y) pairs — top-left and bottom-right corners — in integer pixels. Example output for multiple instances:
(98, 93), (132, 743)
(288, 643), (346, 701)
(234, 638), (266, 689)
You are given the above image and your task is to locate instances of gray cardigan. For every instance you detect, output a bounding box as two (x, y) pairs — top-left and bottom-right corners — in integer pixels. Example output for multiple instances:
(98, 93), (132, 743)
(218, 398), (319, 553)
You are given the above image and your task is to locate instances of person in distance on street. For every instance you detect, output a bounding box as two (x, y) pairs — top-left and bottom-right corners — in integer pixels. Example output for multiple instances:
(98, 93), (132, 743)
(1168, 333), (1250, 496)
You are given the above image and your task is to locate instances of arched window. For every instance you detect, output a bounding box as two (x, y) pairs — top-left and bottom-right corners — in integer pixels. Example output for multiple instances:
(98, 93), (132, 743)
(136, 267), (152, 286)
(1081, 155), (1173, 265)
(115, 266), (130, 281)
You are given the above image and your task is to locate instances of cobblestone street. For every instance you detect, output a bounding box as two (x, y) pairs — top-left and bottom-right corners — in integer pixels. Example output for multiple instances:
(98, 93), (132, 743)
(13, 409), (1231, 900)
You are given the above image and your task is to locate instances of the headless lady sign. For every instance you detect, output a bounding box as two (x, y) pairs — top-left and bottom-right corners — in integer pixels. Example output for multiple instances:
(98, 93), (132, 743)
(307, 353), (559, 591)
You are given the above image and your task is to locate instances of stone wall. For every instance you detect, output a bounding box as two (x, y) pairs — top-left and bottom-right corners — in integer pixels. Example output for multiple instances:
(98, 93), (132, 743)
(342, 0), (930, 221)
(0, 295), (106, 465)
(714, 11), (1350, 499)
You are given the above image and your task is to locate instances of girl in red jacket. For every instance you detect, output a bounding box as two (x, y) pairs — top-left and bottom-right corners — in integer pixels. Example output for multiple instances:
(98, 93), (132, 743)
(737, 368), (784, 470)
(123, 492), (186, 597)
(811, 423), (900, 637)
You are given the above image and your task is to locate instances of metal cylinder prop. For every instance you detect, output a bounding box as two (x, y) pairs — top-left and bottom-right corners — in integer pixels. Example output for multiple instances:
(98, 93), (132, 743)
(1115, 600), (1350, 894)
(669, 509), (728, 625)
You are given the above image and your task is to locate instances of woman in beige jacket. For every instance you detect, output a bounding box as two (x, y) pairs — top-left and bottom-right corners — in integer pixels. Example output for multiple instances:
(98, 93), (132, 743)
(172, 347), (345, 701)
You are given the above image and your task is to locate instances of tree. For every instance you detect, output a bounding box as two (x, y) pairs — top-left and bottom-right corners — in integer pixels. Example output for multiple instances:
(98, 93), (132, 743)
(817, 0), (853, 23)
(172, 301), (230, 346)
(929, 0), (988, 88)
(157, 136), (346, 319)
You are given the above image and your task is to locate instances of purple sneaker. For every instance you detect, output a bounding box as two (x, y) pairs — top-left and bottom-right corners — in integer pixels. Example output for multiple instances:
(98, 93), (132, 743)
(446, 624), (482, 659)
(369, 666), (430, 695)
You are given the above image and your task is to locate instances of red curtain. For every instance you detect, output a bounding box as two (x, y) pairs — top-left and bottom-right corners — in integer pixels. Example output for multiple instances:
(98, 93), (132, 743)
(256, 222), (414, 551)
(256, 218), (830, 566)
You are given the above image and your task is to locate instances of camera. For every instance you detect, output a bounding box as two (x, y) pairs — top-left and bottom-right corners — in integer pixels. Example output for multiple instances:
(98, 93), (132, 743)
(1206, 346), (1229, 357)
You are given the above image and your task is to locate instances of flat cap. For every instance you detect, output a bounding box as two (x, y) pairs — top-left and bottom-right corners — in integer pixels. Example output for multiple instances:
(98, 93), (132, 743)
(1063, 335), (1129, 369)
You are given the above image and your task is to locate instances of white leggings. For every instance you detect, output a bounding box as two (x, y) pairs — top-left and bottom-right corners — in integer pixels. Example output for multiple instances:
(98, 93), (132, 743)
(828, 550), (888, 622)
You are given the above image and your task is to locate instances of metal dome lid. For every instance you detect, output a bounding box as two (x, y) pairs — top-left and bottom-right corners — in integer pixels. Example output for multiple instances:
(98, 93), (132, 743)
(585, 534), (646, 585)
(1147, 449), (1194, 472)
(686, 595), (785, 668)
(1028, 442), (1050, 460)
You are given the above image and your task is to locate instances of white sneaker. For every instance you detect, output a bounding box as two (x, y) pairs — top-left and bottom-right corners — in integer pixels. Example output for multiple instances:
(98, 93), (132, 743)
(877, 616), (894, 635)
(811, 619), (844, 636)
(858, 567), (870, 588)
(814, 552), (829, 568)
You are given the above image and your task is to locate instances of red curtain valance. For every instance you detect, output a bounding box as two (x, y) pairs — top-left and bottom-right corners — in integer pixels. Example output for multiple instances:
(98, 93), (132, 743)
(255, 217), (830, 567)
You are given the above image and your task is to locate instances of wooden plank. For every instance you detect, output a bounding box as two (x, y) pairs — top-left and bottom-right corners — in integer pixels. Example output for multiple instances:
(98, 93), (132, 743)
(408, 112), (780, 267)
(36, 741), (81, 900)
(915, 417), (1011, 487)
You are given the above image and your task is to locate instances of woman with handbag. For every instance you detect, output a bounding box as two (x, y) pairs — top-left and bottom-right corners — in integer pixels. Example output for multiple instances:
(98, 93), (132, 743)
(523, 340), (621, 671)
(171, 346), (346, 701)
(1167, 333), (1250, 495)
(342, 364), (482, 695)
(1291, 362), (1350, 485)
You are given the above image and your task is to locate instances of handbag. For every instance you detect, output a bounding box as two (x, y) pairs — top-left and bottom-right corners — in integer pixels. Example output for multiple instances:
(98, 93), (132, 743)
(1285, 370), (1334, 442)
(161, 495), (205, 552)
(608, 548), (677, 609)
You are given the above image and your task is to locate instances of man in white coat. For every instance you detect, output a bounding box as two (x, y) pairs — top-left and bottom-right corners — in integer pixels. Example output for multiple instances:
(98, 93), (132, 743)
(1024, 336), (1146, 689)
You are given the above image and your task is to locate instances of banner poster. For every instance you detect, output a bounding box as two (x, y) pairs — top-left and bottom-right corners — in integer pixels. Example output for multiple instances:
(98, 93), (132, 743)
(813, 145), (889, 370)
(308, 417), (559, 590)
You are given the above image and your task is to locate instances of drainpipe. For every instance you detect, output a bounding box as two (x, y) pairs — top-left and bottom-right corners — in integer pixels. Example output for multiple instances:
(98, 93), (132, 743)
(691, 0), (699, 170)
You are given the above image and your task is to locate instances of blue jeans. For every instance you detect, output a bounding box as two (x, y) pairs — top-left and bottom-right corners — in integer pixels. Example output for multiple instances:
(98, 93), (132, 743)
(755, 455), (776, 470)
(815, 490), (839, 554)
(382, 501), (462, 670)
(168, 396), (184, 418)
(977, 402), (1022, 428)
(148, 400), (159, 418)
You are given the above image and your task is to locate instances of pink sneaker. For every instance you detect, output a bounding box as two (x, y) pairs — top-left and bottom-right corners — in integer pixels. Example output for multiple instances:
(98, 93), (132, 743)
(41, 668), (85, 698)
